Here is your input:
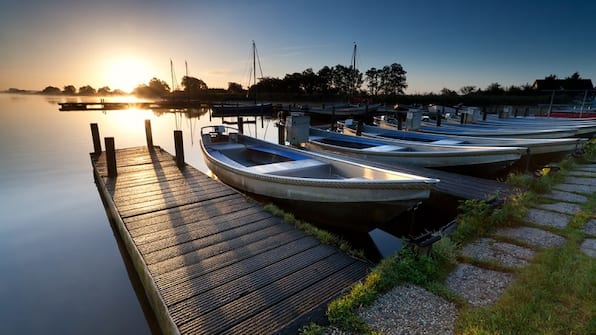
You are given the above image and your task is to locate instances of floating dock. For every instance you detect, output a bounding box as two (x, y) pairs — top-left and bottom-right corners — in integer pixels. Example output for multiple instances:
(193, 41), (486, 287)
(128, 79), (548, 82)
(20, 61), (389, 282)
(91, 143), (370, 335)
(59, 100), (207, 111)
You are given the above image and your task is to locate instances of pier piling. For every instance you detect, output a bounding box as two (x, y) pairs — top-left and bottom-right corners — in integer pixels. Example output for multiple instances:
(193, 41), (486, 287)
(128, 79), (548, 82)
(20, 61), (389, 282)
(105, 137), (117, 177)
(145, 119), (153, 149)
(174, 130), (185, 167)
(90, 123), (101, 154)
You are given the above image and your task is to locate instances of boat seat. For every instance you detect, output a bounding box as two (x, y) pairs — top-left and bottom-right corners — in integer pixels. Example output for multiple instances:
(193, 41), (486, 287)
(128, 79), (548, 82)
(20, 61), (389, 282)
(209, 143), (246, 151)
(209, 150), (246, 168)
(361, 145), (406, 152)
(247, 145), (311, 160)
(245, 158), (328, 174)
(431, 139), (464, 145)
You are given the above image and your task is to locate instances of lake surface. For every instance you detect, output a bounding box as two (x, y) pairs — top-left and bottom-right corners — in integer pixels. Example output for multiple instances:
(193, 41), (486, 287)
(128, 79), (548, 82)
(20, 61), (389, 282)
(1, 93), (442, 333)
(0, 93), (287, 334)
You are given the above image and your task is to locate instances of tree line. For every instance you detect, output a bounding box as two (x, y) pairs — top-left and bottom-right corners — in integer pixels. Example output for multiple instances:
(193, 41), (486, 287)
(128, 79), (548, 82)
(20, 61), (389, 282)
(34, 68), (589, 106)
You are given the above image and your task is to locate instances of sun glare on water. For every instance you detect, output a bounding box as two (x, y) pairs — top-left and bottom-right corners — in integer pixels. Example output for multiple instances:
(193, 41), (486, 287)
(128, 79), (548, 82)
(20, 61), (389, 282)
(104, 57), (151, 93)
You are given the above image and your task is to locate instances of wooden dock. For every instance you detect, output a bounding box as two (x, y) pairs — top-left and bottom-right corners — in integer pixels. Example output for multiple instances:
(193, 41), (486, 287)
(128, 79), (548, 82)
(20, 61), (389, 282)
(59, 100), (207, 111)
(91, 145), (370, 335)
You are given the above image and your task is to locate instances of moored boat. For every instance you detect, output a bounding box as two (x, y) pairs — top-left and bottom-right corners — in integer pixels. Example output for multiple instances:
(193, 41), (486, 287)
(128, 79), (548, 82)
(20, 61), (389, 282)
(342, 120), (587, 167)
(200, 125), (439, 231)
(304, 127), (527, 178)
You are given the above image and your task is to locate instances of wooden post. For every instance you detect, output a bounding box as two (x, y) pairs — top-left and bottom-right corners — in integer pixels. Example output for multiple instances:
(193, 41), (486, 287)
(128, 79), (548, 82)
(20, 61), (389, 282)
(277, 122), (285, 145)
(238, 117), (244, 134)
(460, 113), (465, 124)
(436, 108), (442, 127)
(397, 115), (403, 130)
(514, 108), (518, 118)
(90, 123), (101, 154)
(145, 119), (153, 149)
(174, 130), (185, 167)
(105, 137), (117, 177)
(356, 120), (363, 136)
(482, 107), (487, 120)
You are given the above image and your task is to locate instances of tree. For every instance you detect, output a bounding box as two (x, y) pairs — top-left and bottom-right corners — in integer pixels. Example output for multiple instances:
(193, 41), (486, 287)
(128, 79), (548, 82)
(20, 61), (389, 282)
(486, 82), (504, 94)
(227, 82), (244, 94)
(459, 85), (476, 95)
(379, 63), (407, 95)
(181, 76), (208, 93)
(316, 66), (334, 95)
(566, 72), (581, 80)
(440, 88), (458, 96)
(63, 85), (76, 95)
(365, 67), (381, 96)
(133, 78), (170, 98)
(42, 86), (61, 95)
(97, 86), (112, 95)
(78, 85), (96, 95)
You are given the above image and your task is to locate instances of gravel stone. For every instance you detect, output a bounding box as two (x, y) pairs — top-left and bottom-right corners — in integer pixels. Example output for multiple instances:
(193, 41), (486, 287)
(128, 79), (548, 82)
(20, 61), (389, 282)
(580, 239), (596, 257)
(583, 219), (596, 236)
(524, 208), (571, 228)
(543, 190), (588, 203)
(495, 226), (566, 248)
(554, 183), (596, 195)
(445, 263), (514, 306)
(537, 202), (582, 215)
(461, 238), (534, 268)
(355, 284), (457, 335)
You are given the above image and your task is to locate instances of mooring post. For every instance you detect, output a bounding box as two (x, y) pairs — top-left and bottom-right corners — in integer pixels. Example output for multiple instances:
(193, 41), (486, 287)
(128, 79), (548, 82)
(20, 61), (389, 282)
(436, 108), (442, 127)
(238, 117), (244, 134)
(90, 123), (101, 154)
(397, 115), (403, 130)
(174, 130), (185, 167)
(277, 122), (285, 145)
(482, 106), (488, 120)
(105, 137), (117, 177)
(356, 120), (363, 136)
(145, 119), (153, 149)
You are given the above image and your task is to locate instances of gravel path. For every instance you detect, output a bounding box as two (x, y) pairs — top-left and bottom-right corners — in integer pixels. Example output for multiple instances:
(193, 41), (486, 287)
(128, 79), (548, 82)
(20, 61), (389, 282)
(325, 163), (595, 334)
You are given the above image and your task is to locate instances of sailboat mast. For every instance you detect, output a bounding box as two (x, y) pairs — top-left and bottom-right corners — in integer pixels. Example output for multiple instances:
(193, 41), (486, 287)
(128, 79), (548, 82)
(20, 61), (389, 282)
(252, 40), (257, 103)
(351, 43), (357, 98)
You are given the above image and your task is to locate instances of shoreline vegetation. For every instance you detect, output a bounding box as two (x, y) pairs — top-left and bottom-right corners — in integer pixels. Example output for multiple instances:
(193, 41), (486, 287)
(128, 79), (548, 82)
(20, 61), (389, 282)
(288, 139), (595, 335)
(3, 70), (592, 108)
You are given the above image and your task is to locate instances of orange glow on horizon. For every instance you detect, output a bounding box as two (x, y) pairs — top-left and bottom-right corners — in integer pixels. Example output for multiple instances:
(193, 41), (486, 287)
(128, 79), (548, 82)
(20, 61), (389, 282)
(102, 56), (152, 93)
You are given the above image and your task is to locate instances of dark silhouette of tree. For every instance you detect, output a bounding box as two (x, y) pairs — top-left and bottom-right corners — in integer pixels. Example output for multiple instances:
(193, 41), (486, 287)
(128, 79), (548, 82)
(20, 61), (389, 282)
(460, 85), (476, 95)
(486, 82), (504, 94)
(300, 68), (320, 95)
(441, 88), (458, 96)
(97, 86), (112, 95)
(379, 63), (407, 95)
(78, 85), (96, 95)
(317, 66), (334, 95)
(545, 74), (558, 81)
(181, 76), (208, 93)
(133, 78), (170, 98)
(42, 86), (61, 94)
(566, 72), (581, 80)
(63, 85), (76, 95)
(365, 67), (381, 96)
(227, 82), (244, 94)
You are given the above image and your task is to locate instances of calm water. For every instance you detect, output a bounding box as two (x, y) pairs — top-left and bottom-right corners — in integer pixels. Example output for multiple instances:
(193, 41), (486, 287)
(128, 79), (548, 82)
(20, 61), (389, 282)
(0, 93), (282, 334)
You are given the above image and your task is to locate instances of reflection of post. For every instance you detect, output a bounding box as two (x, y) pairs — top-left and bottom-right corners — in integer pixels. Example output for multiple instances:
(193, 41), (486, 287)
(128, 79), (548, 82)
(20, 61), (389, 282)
(105, 137), (117, 177)
(145, 119), (153, 149)
(547, 90), (555, 117)
(90, 123), (101, 154)
(174, 130), (185, 167)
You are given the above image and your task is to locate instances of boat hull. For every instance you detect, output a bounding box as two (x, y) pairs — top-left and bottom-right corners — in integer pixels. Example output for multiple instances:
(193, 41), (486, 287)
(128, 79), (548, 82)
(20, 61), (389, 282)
(200, 126), (438, 231)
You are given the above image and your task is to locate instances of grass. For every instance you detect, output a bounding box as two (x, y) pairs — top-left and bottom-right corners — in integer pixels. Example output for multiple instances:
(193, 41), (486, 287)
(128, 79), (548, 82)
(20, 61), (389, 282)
(299, 139), (596, 334)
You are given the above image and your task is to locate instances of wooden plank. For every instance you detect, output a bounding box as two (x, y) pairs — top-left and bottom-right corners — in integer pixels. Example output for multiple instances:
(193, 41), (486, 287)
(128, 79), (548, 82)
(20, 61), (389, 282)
(90, 145), (370, 335)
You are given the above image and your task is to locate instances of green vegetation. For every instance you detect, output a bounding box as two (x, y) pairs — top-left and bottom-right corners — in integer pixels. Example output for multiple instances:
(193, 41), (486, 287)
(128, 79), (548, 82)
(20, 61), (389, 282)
(298, 139), (595, 335)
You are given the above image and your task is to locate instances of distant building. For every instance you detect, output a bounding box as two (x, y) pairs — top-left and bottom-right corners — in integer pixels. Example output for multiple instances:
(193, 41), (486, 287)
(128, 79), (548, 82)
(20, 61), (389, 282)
(532, 78), (593, 91)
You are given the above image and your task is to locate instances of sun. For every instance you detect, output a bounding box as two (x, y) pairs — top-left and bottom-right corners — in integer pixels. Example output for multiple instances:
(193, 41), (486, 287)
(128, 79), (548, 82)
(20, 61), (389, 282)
(104, 57), (151, 93)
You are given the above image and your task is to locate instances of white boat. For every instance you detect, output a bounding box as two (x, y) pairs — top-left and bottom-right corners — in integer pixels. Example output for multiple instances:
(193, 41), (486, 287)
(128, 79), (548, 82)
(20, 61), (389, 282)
(200, 125), (439, 231)
(342, 121), (587, 167)
(304, 127), (527, 178)
(378, 117), (579, 139)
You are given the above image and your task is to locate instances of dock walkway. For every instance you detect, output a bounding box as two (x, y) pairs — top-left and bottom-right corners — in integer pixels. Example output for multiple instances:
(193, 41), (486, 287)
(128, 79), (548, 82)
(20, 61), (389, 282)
(91, 145), (369, 335)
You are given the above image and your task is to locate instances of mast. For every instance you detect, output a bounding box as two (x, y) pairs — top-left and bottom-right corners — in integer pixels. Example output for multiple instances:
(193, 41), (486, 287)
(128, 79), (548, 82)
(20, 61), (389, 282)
(350, 42), (357, 98)
(252, 40), (257, 103)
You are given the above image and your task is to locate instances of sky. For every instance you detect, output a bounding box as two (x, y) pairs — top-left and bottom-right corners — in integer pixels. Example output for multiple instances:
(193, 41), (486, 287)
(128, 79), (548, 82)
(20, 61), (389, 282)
(1, 0), (595, 94)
